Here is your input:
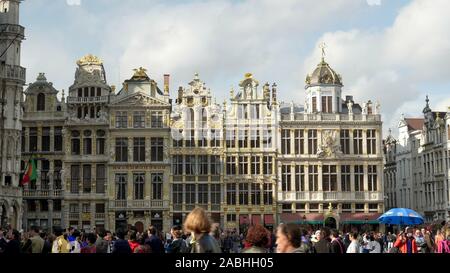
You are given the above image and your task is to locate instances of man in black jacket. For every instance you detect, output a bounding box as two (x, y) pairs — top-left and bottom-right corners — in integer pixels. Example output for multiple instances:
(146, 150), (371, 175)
(313, 228), (331, 253)
(330, 229), (346, 253)
(5, 229), (21, 254)
(111, 229), (131, 254)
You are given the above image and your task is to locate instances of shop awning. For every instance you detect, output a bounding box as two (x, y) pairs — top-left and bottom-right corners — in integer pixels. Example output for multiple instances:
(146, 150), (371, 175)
(280, 213), (324, 224)
(239, 215), (250, 225)
(264, 214), (274, 225)
(340, 213), (382, 224)
(251, 215), (261, 225)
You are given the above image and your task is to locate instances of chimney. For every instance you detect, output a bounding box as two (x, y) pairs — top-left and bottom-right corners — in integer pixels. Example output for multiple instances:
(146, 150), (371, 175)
(164, 74), (170, 95)
(177, 86), (183, 104)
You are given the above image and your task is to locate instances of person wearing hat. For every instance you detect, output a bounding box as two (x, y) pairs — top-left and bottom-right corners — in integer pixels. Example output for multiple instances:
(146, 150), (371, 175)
(393, 227), (417, 253)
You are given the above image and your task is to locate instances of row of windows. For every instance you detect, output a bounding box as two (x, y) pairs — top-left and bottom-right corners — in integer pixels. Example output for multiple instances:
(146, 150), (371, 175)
(27, 199), (62, 212)
(281, 165), (378, 192)
(22, 160), (62, 190)
(115, 173), (163, 200)
(69, 203), (105, 214)
(77, 87), (103, 98)
(23, 127), (63, 152)
(115, 137), (164, 162)
(281, 203), (379, 211)
(172, 184), (221, 205)
(281, 129), (377, 155)
(115, 111), (163, 128)
(70, 164), (106, 194)
(172, 155), (221, 175)
(225, 183), (273, 205)
(226, 156), (273, 175)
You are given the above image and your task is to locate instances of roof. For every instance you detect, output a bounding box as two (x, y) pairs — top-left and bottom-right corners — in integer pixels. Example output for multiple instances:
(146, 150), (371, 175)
(404, 118), (424, 132)
(306, 58), (342, 86)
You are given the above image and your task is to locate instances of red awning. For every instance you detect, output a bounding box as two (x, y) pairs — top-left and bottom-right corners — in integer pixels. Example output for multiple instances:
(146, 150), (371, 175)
(251, 215), (261, 225)
(264, 214), (274, 225)
(340, 213), (382, 224)
(239, 215), (249, 225)
(280, 213), (324, 223)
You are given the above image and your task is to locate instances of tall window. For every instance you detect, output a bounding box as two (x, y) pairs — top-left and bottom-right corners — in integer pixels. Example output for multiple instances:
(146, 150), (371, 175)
(281, 129), (291, 154)
(71, 130), (80, 155)
(173, 129), (183, 148)
(82, 165), (91, 193)
(340, 130), (350, 154)
(115, 174), (127, 200)
(133, 111), (145, 128)
(226, 184), (236, 205)
(133, 138), (145, 162)
(238, 128), (248, 148)
(210, 129), (221, 147)
(83, 130), (92, 155)
(322, 165), (337, 192)
(294, 130), (304, 154)
(341, 165), (351, 192)
(312, 97), (317, 112)
(308, 130), (317, 155)
(250, 129), (260, 148)
(308, 165), (318, 191)
(295, 165), (305, 191)
(239, 183), (248, 205)
(353, 130), (363, 155)
(42, 127), (50, 151)
(201, 108), (207, 128)
(263, 156), (273, 175)
(70, 165), (80, 193)
(186, 129), (195, 147)
(185, 184), (196, 205)
(251, 183), (261, 205)
(172, 155), (183, 175)
(37, 93), (45, 111)
(185, 155), (196, 175)
(210, 155), (221, 175)
(115, 138), (128, 162)
(173, 184), (183, 207)
(151, 111), (163, 128)
(54, 127), (63, 151)
(226, 156), (236, 175)
(54, 160), (62, 190)
(354, 165), (364, 191)
(262, 129), (272, 149)
(152, 173), (163, 200)
(251, 156), (260, 175)
(151, 138), (163, 161)
(211, 184), (220, 206)
(198, 155), (208, 175)
(368, 165), (377, 191)
(367, 129), (377, 155)
(226, 127), (235, 148)
(96, 87), (101, 96)
(281, 165), (291, 191)
(321, 96), (332, 113)
(96, 130), (106, 155)
(133, 173), (145, 200)
(264, 183), (273, 204)
(198, 184), (208, 205)
(116, 112), (128, 128)
(96, 164), (106, 193)
(239, 156), (248, 175)
(29, 127), (38, 152)
(40, 160), (50, 190)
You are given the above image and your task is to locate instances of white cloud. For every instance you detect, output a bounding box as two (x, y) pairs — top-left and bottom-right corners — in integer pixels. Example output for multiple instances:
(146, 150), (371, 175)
(66, 0), (81, 6)
(367, 0), (381, 6)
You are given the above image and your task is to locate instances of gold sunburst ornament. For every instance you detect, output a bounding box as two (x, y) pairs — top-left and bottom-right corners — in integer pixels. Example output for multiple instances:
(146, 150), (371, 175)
(77, 54), (103, 66)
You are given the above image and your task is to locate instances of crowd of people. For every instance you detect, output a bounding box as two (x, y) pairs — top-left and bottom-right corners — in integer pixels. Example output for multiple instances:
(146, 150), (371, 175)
(0, 208), (449, 254)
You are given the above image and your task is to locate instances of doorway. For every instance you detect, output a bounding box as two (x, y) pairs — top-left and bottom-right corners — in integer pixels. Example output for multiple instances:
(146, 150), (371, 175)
(324, 217), (337, 229)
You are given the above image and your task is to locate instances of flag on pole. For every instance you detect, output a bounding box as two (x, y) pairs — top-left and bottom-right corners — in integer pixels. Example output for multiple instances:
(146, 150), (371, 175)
(21, 158), (37, 185)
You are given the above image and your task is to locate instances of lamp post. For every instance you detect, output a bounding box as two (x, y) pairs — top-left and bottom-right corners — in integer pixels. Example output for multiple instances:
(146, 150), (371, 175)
(302, 215), (306, 227)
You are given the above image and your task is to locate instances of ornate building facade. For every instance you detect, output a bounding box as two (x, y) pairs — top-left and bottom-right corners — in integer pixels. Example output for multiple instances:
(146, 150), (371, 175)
(108, 68), (171, 233)
(169, 74), (224, 228)
(21, 73), (65, 231)
(278, 56), (385, 231)
(223, 73), (279, 232)
(0, 0), (25, 229)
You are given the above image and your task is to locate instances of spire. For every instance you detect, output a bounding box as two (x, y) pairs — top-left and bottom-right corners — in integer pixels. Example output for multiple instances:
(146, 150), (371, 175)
(423, 95), (431, 114)
(319, 41), (327, 63)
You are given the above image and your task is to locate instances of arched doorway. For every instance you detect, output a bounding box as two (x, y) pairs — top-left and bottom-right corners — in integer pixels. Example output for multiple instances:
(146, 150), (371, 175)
(324, 217), (337, 229)
(135, 221), (144, 233)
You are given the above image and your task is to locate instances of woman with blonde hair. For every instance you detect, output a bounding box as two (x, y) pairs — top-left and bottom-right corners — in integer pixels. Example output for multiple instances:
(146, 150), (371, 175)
(184, 207), (221, 253)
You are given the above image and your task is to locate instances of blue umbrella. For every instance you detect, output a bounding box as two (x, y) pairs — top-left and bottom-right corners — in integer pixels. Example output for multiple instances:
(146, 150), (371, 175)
(378, 208), (424, 225)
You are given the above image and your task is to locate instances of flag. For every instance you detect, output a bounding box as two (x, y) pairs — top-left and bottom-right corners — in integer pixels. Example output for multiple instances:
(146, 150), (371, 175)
(21, 158), (37, 185)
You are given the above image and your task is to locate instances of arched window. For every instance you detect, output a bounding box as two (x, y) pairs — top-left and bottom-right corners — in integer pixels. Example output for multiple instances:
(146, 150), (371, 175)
(37, 93), (45, 111)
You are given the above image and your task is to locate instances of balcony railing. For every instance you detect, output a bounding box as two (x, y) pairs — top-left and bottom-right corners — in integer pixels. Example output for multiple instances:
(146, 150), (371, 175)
(278, 191), (383, 201)
(95, 213), (105, 219)
(283, 113), (381, 122)
(69, 213), (79, 219)
(0, 64), (26, 83)
(23, 189), (63, 198)
(0, 185), (22, 198)
(0, 24), (25, 37)
(67, 95), (109, 104)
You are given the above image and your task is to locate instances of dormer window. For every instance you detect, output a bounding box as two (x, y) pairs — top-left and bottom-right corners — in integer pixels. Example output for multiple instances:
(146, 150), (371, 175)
(37, 93), (45, 111)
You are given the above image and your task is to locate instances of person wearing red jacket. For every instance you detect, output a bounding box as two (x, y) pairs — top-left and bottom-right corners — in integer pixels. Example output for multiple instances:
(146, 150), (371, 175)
(394, 227), (417, 253)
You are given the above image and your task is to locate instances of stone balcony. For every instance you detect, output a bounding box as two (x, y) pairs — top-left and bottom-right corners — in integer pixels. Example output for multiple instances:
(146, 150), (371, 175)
(67, 95), (109, 104)
(278, 191), (383, 202)
(0, 24), (25, 38)
(281, 113), (381, 123)
(23, 189), (63, 198)
(0, 185), (22, 198)
(0, 64), (26, 84)
(109, 200), (169, 210)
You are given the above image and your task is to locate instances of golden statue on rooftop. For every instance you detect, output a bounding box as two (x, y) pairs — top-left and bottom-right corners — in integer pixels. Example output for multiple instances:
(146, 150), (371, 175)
(77, 54), (103, 66)
(132, 67), (149, 79)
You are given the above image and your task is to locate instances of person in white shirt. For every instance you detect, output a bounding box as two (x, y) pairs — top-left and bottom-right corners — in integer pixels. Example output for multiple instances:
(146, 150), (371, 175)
(368, 234), (381, 253)
(346, 232), (361, 253)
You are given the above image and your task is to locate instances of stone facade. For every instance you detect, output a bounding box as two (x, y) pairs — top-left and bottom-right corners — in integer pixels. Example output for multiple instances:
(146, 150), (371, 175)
(0, 0), (25, 229)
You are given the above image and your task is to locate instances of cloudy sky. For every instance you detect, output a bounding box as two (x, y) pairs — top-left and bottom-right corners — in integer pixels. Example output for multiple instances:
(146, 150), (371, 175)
(20, 0), (450, 136)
